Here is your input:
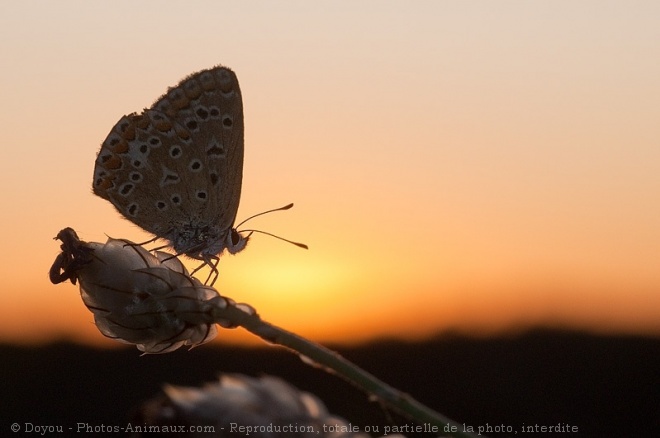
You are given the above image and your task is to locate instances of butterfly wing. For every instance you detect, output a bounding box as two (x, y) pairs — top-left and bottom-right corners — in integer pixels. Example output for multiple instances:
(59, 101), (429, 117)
(92, 66), (244, 250)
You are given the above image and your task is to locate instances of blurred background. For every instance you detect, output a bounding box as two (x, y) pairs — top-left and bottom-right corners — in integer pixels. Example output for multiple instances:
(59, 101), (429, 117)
(1, 1), (659, 436)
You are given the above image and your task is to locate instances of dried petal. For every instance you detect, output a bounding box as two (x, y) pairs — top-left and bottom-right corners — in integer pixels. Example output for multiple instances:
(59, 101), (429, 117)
(133, 374), (375, 438)
(50, 228), (226, 353)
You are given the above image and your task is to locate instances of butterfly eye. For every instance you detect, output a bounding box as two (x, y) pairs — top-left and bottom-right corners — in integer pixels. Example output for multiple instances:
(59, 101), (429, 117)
(231, 229), (241, 246)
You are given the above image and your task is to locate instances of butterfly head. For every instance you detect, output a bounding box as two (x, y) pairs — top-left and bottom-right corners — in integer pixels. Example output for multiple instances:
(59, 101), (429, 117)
(225, 228), (250, 255)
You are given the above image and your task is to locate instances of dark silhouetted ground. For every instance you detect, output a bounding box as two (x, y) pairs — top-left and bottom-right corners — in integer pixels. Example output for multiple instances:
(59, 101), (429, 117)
(2, 328), (659, 437)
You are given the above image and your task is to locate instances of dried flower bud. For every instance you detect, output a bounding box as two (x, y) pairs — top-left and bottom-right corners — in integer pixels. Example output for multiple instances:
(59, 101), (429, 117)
(50, 228), (227, 353)
(132, 374), (377, 438)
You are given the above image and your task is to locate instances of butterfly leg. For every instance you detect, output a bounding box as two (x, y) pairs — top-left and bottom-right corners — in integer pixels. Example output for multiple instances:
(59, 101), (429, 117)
(122, 236), (161, 250)
(190, 261), (206, 277)
(204, 255), (220, 286)
(188, 255), (219, 286)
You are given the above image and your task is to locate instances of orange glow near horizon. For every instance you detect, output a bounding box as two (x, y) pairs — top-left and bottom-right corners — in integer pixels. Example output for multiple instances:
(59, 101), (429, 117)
(1, 2), (660, 349)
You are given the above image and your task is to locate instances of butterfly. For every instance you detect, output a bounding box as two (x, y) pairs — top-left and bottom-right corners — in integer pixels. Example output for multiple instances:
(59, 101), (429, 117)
(92, 66), (304, 285)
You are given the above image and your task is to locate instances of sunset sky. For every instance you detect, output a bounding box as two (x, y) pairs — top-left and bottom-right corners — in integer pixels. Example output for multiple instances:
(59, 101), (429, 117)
(1, 1), (659, 348)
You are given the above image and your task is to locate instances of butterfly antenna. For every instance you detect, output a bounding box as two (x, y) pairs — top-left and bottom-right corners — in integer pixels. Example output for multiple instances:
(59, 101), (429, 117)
(235, 203), (294, 228)
(236, 203), (307, 249)
(239, 229), (308, 249)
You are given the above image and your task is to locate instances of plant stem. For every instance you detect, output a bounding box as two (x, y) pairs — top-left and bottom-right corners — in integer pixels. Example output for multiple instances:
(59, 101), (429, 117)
(212, 304), (478, 438)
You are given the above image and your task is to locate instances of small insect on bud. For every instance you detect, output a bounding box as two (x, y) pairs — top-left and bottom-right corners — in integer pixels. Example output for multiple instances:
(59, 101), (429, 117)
(50, 228), (229, 353)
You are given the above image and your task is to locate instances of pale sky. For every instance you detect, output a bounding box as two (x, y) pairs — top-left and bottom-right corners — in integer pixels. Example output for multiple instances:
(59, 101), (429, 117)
(1, 1), (659, 347)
